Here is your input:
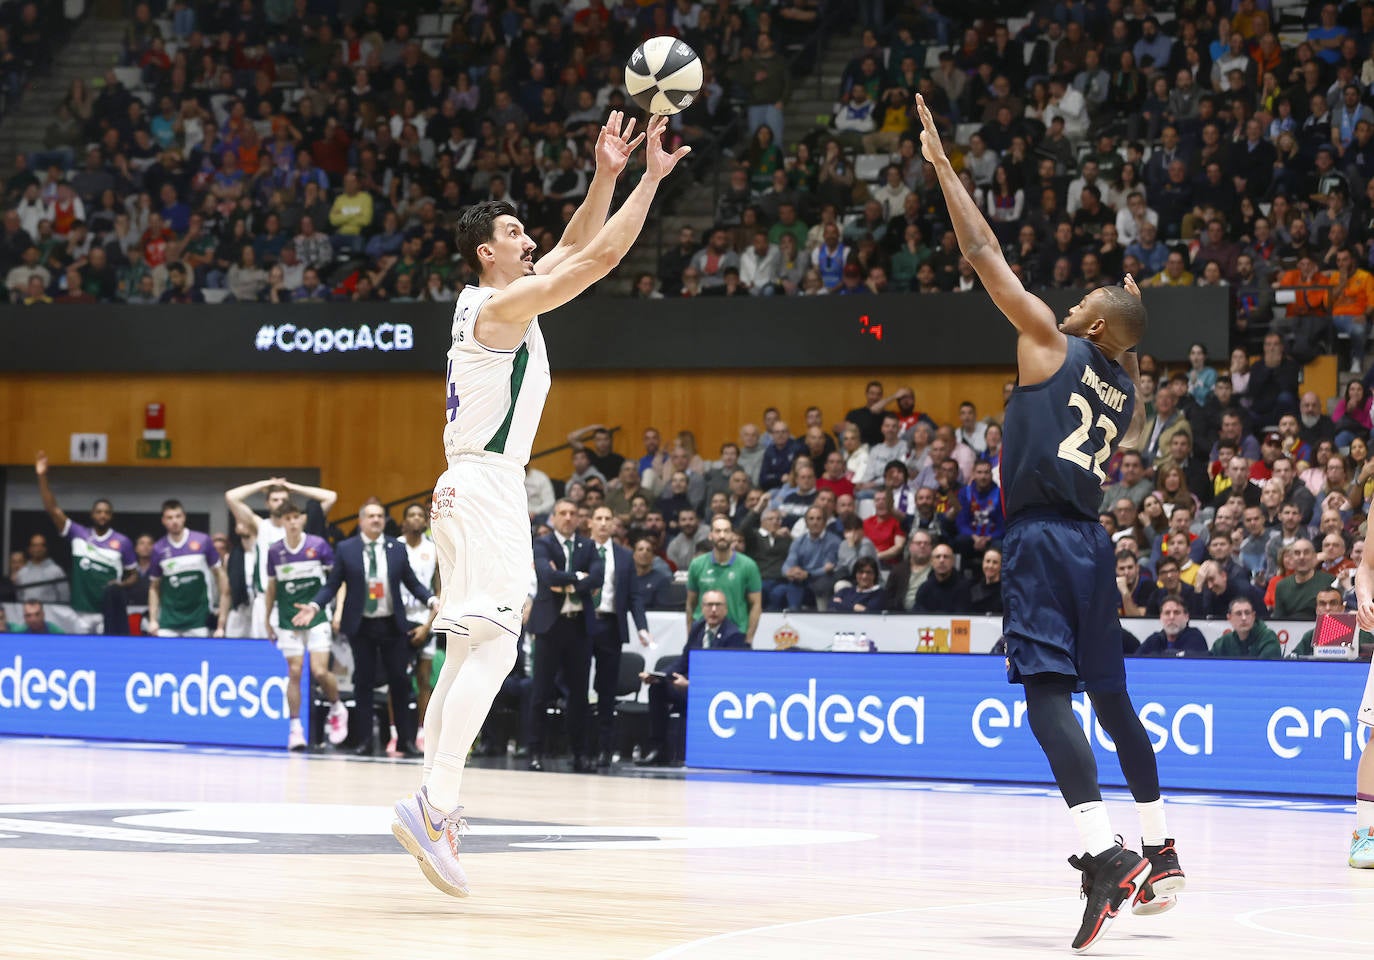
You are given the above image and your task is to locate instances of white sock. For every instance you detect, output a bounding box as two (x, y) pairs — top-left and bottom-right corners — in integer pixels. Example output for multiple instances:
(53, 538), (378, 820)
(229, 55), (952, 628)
(422, 631), (471, 782)
(329, 700), (344, 715)
(389, 725), (398, 742)
(1137, 798), (1167, 847)
(424, 626), (518, 814)
(1357, 795), (1374, 830)
(1070, 801), (1116, 856)
(289, 717), (302, 730)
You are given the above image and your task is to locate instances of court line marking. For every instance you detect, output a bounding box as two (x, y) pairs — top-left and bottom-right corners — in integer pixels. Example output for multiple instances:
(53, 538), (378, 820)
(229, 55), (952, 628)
(1235, 903), (1371, 945)
(645, 897), (1072, 959)
(646, 888), (1374, 959)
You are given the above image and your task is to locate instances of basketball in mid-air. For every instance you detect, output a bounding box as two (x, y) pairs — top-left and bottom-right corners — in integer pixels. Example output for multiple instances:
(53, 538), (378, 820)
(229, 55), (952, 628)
(624, 36), (703, 115)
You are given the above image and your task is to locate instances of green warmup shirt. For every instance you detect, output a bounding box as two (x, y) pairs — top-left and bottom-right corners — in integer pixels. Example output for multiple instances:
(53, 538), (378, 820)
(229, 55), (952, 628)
(265, 534), (334, 630)
(64, 520), (135, 614)
(686, 550), (762, 635)
(150, 531), (221, 631)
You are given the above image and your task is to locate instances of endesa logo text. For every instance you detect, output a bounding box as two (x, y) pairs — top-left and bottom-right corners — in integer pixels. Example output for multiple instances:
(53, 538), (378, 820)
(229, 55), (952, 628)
(972, 694), (1214, 756)
(686, 652), (1372, 797)
(708, 679), (924, 745)
(0, 635), (292, 748)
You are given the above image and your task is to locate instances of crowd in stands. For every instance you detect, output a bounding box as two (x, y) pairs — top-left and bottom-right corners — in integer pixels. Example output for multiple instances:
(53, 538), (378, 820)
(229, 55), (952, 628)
(6, 358), (1373, 667)
(518, 358), (1374, 660)
(0, 0), (827, 305)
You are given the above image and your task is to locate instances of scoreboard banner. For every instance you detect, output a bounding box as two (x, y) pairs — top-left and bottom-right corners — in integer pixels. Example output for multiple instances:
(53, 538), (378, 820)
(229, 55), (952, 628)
(0, 289), (1227, 372)
(686, 652), (1370, 797)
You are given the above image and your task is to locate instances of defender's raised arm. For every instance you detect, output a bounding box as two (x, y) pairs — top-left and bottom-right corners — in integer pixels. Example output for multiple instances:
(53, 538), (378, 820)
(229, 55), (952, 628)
(914, 94), (1059, 349)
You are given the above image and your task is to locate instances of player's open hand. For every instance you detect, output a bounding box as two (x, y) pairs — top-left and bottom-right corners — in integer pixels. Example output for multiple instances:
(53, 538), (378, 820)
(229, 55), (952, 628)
(595, 110), (646, 177)
(914, 94), (945, 166)
(644, 115), (691, 180)
(291, 603), (316, 628)
(1123, 273), (1142, 298)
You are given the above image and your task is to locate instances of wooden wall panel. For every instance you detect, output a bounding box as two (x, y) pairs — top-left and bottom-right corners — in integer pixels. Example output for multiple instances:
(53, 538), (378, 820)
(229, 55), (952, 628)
(0, 366), (1016, 512)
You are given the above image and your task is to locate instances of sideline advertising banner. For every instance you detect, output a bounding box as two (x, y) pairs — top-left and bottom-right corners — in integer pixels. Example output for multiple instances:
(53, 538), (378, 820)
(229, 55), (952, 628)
(0, 634), (289, 748)
(686, 652), (1370, 796)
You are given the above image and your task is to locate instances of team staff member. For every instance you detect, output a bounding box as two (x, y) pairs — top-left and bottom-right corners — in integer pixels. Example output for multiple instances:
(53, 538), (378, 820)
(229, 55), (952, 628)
(686, 514), (763, 642)
(526, 499), (603, 773)
(294, 499), (437, 757)
(147, 499), (230, 638)
(398, 502), (440, 744)
(585, 505), (650, 768)
(34, 451), (136, 634)
(636, 589), (748, 767)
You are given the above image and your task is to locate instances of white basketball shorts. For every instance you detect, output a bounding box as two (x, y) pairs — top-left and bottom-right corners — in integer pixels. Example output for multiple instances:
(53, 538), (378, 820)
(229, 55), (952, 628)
(275, 622), (333, 658)
(430, 455), (531, 641)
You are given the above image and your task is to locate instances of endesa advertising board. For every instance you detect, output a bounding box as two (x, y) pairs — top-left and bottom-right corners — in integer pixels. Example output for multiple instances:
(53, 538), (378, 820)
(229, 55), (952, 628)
(687, 652), (1371, 797)
(0, 634), (289, 748)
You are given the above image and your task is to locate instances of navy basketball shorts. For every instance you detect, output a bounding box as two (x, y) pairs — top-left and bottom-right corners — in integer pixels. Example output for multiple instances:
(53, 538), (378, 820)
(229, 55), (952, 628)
(1000, 511), (1127, 693)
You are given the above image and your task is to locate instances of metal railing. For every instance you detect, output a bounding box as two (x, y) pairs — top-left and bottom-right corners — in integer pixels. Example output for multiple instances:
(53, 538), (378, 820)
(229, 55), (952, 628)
(326, 426), (624, 537)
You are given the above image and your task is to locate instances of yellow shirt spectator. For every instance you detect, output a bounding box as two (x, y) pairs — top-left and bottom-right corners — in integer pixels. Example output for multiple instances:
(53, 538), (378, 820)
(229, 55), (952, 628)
(329, 174), (374, 237)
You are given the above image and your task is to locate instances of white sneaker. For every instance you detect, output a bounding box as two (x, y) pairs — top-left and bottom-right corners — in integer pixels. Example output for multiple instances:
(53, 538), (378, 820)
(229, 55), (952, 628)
(392, 788), (471, 897)
(326, 702), (349, 745)
(287, 724), (307, 751)
(1352, 358), (1363, 374)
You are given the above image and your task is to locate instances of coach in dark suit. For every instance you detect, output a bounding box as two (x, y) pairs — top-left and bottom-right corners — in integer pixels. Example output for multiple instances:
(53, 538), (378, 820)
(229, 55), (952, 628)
(584, 505), (649, 768)
(636, 589), (748, 767)
(527, 498), (603, 773)
(295, 500), (435, 757)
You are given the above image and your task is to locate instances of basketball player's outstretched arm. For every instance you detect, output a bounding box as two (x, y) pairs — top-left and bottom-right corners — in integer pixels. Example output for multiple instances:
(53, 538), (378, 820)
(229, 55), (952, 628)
(535, 110), (646, 276)
(484, 116), (690, 329)
(1116, 273), (1150, 450)
(914, 95), (1063, 379)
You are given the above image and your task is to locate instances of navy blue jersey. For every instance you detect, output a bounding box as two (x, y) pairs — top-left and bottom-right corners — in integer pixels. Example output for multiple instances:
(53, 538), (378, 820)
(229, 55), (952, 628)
(1002, 336), (1135, 522)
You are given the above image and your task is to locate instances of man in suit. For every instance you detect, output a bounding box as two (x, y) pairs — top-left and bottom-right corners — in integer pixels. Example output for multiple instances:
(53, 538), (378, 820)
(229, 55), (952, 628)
(294, 499), (437, 757)
(636, 589), (748, 767)
(526, 498), (604, 772)
(585, 505), (650, 768)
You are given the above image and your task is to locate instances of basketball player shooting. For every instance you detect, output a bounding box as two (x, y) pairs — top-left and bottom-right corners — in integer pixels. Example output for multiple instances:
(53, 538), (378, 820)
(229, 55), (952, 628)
(390, 113), (690, 897)
(915, 95), (1185, 953)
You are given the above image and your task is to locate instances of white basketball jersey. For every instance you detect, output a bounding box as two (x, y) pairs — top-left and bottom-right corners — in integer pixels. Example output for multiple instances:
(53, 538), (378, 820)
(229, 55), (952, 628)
(401, 535), (437, 621)
(442, 285), (552, 467)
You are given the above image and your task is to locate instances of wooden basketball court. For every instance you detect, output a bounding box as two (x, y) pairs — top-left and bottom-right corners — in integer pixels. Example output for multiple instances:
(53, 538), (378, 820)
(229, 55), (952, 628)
(0, 737), (1368, 959)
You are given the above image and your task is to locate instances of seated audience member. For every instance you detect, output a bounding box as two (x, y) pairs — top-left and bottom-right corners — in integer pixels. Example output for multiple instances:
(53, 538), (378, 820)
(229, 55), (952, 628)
(954, 461), (1003, 567)
(6, 600), (57, 633)
(666, 508), (709, 572)
(831, 557), (885, 613)
(13, 533), (69, 603)
(1195, 560), (1268, 619)
(1271, 538), (1335, 620)
(863, 490), (908, 567)
(883, 531), (935, 612)
(914, 543), (971, 613)
(834, 513), (879, 580)
(771, 506), (841, 611)
(636, 590), (747, 767)
(1136, 597), (1209, 657)
(630, 538), (674, 611)
(1210, 597), (1282, 659)
(968, 547), (1003, 615)
(1144, 556), (1200, 617)
(1115, 550), (1154, 616)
